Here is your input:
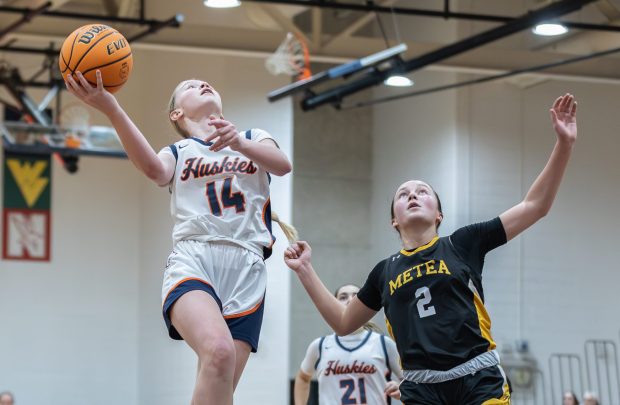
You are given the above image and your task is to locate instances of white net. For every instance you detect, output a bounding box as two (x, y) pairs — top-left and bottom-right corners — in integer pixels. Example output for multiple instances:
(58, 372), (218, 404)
(265, 33), (309, 78)
(59, 103), (91, 139)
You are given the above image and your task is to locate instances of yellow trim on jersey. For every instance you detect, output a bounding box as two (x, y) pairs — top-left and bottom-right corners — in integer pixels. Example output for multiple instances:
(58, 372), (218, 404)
(400, 236), (439, 256)
(481, 380), (511, 404)
(385, 318), (403, 369)
(385, 318), (395, 341)
(472, 291), (497, 351)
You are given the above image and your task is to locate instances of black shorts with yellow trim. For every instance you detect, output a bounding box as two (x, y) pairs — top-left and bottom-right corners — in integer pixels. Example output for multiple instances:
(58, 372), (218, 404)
(400, 365), (511, 405)
(162, 279), (265, 353)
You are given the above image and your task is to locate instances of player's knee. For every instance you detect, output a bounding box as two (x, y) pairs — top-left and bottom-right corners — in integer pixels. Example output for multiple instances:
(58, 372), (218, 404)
(199, 338), (236, 376)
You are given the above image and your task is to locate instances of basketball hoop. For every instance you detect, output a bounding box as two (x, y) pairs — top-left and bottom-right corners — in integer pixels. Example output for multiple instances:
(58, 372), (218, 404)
(265, 33), (311, 81)
(59, 103), (91, 143)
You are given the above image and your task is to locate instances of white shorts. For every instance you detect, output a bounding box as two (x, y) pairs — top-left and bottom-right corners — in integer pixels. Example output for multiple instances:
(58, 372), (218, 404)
(161, 240), (267, 347)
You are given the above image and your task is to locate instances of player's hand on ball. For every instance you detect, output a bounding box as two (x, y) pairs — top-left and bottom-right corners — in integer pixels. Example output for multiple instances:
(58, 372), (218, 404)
(284, 241), (312, 273)
(207, 118), (244, 152)
(65, 70), (117, 114)
(384, 381), (401, 400)
(60, 24), (132, 94)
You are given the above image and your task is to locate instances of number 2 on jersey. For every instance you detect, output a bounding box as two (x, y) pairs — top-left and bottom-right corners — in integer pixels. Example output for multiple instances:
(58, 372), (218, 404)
(340, 377), (367, 404)
(415, 286), (436, 318)
(205, 177), (245, 216)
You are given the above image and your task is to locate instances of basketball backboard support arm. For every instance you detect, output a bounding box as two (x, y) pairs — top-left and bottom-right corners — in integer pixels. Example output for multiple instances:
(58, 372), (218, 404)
(267, 43), (407, 102)
(1, 62), (127, 173)
(0, 64), (53, 126)
(38, 84), (61, 113)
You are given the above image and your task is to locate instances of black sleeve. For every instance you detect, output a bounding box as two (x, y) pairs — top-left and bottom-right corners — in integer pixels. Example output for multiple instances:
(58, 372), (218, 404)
(449, 217), (507, 276)
(356, 260), (386, 311)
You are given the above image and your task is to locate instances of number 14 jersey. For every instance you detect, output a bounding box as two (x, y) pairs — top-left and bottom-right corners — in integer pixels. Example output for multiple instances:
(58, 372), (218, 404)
(357, 218), (507, 371)
(160, 129), (275, 258)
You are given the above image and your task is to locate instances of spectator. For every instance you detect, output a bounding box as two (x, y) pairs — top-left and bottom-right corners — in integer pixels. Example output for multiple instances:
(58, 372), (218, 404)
(0, 392), (14, 405)
(583, 391), (599, 405)
(563, 391), (579, 405)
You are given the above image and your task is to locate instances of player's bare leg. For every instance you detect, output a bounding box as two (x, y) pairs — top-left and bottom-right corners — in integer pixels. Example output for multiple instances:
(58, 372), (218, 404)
(232, 340), (252, 390)
(171, 291), (235, 405)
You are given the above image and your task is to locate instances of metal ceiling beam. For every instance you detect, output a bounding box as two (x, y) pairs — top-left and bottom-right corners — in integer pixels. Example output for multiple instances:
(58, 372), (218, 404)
(101, 0), (119, 17)
(242, 0), (620, 33)
(0, 3), (178, 27)
(258, 4), (311, 48)
(311, 7), (322, 50)
(0, 1), (50, 40)
(0, 64), (52, 125)
(301, 0), (598, 110)
(0, 45), (56, 55)
(48, 0), (75, 10)
(596, 0), (620, 19)
(127, 14), (184, 42)
(323, 0), (399, 48)
(117, 0), (137, 18)
(0, 2), (182, 51)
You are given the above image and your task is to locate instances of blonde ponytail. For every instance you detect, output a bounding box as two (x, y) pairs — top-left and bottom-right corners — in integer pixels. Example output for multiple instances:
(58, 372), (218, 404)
(271, 211), (298, 243)
(362, 321), (383, 334)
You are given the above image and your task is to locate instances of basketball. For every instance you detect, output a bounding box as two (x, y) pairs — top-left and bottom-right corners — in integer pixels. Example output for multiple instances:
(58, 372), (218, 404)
(59, 24), (133, 93)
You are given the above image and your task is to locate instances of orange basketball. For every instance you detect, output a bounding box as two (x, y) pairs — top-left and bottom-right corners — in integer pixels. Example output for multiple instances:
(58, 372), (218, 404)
(59, 24), (133, 93)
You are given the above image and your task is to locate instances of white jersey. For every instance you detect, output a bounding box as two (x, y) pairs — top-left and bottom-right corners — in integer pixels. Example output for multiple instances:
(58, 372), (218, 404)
(160, 129), (275, 258)
(300, 330), (403, 405)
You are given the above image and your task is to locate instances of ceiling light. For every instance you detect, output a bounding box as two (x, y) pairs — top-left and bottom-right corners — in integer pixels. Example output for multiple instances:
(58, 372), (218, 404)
(384, 75), (414, 87)
(204, 0), (241, 8)
(532, 23), (568, 36)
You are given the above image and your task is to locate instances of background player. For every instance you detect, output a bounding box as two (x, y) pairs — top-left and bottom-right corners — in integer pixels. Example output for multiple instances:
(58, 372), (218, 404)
(0, 392), (14, 405)
(563, 391), (580, 405)
(65, 71), (292, 405)
(285, 93), (578, 404)
(294, 284), (402, 405)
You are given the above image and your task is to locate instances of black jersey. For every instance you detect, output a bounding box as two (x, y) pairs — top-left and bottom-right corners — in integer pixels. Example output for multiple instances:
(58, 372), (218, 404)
(357, 217), (507, 371)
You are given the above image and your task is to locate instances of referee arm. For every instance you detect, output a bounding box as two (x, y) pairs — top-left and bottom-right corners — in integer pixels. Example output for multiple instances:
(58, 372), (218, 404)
(285, 241), (378, 336)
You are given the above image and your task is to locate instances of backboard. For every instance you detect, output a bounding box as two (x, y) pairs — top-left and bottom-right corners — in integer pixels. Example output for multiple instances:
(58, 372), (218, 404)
(1, 121), (126, 159)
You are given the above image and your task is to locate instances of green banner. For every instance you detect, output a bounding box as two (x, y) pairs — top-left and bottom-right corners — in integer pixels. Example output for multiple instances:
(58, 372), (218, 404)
(3, 152), (51, 210)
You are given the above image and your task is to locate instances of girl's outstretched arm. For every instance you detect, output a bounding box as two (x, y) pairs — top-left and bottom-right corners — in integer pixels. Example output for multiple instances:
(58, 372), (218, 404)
(65, 71), (174, 186)
(500, 93), (577, 241)
(285, 241), (377, 336)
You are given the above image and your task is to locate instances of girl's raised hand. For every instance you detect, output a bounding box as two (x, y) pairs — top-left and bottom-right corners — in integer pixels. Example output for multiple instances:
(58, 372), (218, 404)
(550, 93), (577, 145)
(284, 241), (312, 273)
(64, 70), (118, 115)
(206, 118), (243, 152)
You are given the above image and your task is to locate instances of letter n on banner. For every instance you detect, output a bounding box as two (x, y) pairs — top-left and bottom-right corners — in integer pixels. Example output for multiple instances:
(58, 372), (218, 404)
(2, 151), (51, 261)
